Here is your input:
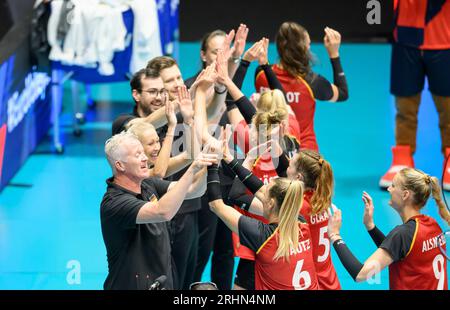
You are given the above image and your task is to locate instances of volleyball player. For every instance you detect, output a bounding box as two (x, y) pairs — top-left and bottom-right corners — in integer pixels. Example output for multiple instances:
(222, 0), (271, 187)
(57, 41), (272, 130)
(255, 22), (349, 151)
(207, 164), (319, 290)
(283, 149), (341, 289)
(328, 168), (450, 289)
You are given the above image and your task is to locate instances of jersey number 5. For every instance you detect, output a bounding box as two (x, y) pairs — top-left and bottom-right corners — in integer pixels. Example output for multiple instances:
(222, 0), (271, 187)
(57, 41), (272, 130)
(318, 226), (330, 263)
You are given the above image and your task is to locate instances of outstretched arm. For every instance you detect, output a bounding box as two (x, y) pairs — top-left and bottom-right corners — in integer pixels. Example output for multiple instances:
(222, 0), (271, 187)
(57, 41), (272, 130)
(323, 27), (348, 102)
(362, 191), (386, 247)
(136, 151), (218, 224)
(207, 164), (242, 234)
(150, 100), (177, 178)
(328, 205), (393, 282)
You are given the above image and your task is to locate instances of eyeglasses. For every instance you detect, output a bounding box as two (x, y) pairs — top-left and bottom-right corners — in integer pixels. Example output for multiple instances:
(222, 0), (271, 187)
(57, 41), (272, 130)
(141, 88), (168, 97)
(189, 281), (218, 290)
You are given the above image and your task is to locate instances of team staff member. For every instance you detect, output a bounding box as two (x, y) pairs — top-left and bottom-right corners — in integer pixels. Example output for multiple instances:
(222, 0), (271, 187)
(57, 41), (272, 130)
(207, 164), (319, 290)
(255, 22), (349, 151)
(111, 68), (188, 136)
(328, 168), (450, 289)
(100, 132), (217, 290)
(125, 85), (196, 178)
(145, 56), (203, 289)
(379, 0), (450, 190)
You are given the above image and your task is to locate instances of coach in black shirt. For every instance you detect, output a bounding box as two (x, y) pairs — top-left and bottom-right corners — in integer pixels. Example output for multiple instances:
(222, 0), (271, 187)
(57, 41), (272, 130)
(100, 131), (216, 290)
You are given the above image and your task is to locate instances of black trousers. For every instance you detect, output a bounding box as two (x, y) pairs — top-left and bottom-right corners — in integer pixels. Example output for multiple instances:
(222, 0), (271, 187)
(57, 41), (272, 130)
(194, 188), (235, 290)
(170, 211), (199, 290)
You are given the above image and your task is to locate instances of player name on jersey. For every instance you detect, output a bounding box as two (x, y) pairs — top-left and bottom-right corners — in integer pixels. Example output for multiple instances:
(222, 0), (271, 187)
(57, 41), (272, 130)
(289, 239), (312, 256)
(422, 234), (446, 253)
(310, 210), (329, 225)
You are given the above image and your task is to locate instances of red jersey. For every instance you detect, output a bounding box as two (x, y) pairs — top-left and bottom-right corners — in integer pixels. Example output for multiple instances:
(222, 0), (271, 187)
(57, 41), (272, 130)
(255, 65), (319, 151)
(394, 0), (450, 50)
(254, 221), (319, 290)
(389, 215), (448, 290)
(232, 153), (278, 260)
(231, 118), (301, 259)
(300, 192), (341, 290)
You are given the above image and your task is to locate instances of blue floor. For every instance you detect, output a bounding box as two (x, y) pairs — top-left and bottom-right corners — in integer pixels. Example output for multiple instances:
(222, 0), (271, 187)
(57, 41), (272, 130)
(0, 43), (448, 289)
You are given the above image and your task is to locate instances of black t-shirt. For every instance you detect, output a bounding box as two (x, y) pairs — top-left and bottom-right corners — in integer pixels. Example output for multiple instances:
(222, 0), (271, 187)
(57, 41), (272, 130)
(100, 176), (173, 290)
(111, 105), (183, 138)
(379, 220), (416, 262)
(238, 215), (307, 252)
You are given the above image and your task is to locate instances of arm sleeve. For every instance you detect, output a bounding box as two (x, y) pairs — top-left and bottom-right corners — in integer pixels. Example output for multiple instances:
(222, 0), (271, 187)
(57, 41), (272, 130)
(272, 151), (290, 177)
(233, 96), (256, 124)
(330, 57), (349, 101)
(228, 177), (255, 211)
(333, 239), (364, 281)
(238, 216), (272, 252)
(379, 221), (416, 262)
(232, 60), (250, 90)
(225, 60), (253, 119)
(223, 159), (264, 194)
(261, 64), (285, 93)
(101, 195), (145, 230)
(367, 226), (387, 247)
(207, 164), (222, 202)
(307, 73), (334, 101)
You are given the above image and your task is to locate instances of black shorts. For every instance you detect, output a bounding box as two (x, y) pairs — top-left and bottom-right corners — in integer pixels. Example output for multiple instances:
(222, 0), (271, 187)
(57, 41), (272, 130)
(390, 43), (450, 97)
(234, 258), (255, 290)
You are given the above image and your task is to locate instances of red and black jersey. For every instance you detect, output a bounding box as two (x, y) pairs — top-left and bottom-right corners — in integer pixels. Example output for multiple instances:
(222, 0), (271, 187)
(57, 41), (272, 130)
(381, 214), (448, 290)
(231, 119), (301, 259)
(394, 0), (450, 50)
(231, 153), (278, 260)
(255, 65), (334, 151)
(300, 192), (341, 290)
(238, 215), (319, 290)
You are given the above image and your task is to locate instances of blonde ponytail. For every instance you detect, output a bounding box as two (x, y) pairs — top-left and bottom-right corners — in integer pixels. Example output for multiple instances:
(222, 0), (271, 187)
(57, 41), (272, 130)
(270, 178), (305, 261)
(429, 176), (450, 226)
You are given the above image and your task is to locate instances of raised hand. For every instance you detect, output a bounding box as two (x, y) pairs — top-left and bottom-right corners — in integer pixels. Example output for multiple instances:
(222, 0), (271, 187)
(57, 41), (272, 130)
(191, 147), (219, 173)
(177, 85), (194, 123)
(232, 24), (249, 60)
(249, 92), (261, 107)
(220, 29), (236, 63)
(165, 98), (178, 128)
(323, 26), (341, 58)
(216, 49), (230, 85)
(362, 191), (375, 230)
(327, 204), (342, 241)
(204, 129), (225, 159)
(257, 37), (269, 65)
(269, 125), (284, 157)
(242, 40), (263, 62)
(196, 63), (218, 93)
(222, 125), (234, 163)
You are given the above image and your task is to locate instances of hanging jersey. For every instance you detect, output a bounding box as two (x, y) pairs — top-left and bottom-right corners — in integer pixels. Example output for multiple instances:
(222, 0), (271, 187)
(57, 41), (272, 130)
(300, 192), (341, 290)
(394, 0), (450, 50)
(381, 215), (448, 290)
(255, 65), (318, 151)
(238, 215), (319, 290)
